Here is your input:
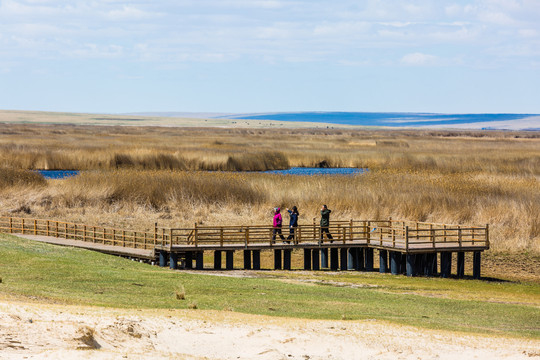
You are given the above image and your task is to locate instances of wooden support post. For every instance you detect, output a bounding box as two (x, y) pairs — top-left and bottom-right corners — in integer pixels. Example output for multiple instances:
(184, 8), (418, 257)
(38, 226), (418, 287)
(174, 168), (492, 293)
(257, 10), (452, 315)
(214, 250), (222, 270)
(340, 248), (348, 271)
(252, 250), (261, 270)
(159, 251), (167, 267)
(9, 217), (13, 233)
(379, 250), (388, 273)
(34, 219), (37, 235)
(283, 249), (291, 270)
(243, 250), (252, 270)
(457, 251), (465, 278)
(169, 252), (178, 270)
(226, 250), (234, 270)
(185, 252), (193, 269)
(303, 248), (312, 270)
(406, 254), (416, 277)
(415, 254), (425, 276)
(357, 248), (365, 271)
(401, 253), (407, 274)
(320, 248), (328, 268)
(347, 249), (355, 270)
(424, 253), (436, 277)
(83, 225), (86, 242)
(312, 249), (320, 270)
(441, 252), (452, 278)
(330, 248), (339, 270)
(473, 251), (482, 279)
(47, 221), (50, 236)
(458, 226), (462, 248)
(390, 251), (401, 275)
(195, 251), (204, 270)
(364, 248), (374, 271)
(274, 249), (282, 270)
(22, 218), (25, 234)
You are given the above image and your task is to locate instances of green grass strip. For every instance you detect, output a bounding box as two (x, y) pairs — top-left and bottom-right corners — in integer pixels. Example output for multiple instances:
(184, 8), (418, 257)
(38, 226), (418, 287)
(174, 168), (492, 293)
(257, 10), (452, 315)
(0, 233), (538, 338)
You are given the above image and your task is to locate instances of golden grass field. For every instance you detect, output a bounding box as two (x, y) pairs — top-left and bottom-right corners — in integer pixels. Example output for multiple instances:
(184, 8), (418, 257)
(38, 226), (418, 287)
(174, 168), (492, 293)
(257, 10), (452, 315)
(0, 116), (539, 255)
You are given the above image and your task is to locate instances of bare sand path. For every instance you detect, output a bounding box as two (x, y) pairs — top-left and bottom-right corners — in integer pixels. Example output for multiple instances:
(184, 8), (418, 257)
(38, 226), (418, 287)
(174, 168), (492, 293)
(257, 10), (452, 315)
(0, 299), (538, 360)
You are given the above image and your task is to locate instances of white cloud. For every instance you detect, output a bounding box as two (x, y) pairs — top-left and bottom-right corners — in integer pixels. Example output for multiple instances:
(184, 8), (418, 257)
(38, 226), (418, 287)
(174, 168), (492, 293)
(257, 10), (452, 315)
(0, 0), (538, 69)
(400, 53), (438, 66)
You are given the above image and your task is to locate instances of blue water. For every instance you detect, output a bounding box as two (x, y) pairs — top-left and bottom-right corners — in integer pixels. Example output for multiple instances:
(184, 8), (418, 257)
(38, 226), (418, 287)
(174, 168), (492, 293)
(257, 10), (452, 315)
(217, 112), (537, 127)
(264, 167), (365, 176)
(36, 170), (79, 179)
(35, 168), (365, 179)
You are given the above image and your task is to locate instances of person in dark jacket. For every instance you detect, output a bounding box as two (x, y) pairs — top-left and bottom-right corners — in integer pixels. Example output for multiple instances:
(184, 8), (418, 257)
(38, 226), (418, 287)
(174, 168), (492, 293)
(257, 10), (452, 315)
(272, 207), (285, 243)
(286, 206), (299, 243)
(320, 205), (333, 241)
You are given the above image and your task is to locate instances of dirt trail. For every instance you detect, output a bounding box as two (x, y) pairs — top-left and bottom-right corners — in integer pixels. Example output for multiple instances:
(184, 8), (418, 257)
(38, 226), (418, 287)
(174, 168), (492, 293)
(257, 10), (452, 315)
(0, 300), (538, 360)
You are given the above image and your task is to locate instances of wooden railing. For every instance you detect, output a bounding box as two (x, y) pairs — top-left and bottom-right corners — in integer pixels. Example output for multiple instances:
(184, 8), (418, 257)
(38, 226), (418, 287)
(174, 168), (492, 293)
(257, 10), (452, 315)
(0, 216), (489, 252)
(0, 217), (171, 250)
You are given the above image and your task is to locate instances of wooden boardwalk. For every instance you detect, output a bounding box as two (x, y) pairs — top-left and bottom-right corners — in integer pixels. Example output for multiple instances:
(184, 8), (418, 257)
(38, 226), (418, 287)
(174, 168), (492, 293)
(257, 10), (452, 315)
(0, 216), (489, 278)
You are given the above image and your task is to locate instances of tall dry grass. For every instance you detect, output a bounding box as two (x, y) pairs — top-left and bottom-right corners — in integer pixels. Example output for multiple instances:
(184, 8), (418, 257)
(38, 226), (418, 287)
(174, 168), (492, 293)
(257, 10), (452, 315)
(0, 124), (538, 253)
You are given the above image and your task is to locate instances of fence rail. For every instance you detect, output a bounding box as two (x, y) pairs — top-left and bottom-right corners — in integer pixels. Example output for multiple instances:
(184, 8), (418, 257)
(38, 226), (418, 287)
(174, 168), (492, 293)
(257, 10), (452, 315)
(0, 216), (489, 253)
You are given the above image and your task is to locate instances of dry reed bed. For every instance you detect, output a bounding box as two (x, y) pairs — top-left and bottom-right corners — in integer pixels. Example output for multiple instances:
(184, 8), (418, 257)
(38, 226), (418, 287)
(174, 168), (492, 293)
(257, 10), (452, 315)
(0, 168), (538, 253)
(0, 124), (538, 253)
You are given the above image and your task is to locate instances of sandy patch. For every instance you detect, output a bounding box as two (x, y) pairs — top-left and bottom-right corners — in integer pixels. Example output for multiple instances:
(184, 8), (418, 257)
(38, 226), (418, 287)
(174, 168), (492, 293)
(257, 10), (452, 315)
(0, 300), (538, 360)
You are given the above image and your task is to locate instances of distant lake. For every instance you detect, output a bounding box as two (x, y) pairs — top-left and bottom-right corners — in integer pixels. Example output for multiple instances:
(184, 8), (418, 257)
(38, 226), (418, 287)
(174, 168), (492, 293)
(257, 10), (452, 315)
(36, 170), (79, 179)
(216, 112), (537, 127)
(36, 168), (365, 179)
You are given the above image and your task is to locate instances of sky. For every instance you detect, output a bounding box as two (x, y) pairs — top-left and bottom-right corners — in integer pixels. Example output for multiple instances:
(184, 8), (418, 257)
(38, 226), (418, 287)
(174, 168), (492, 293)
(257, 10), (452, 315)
(0, 0), (539, 114)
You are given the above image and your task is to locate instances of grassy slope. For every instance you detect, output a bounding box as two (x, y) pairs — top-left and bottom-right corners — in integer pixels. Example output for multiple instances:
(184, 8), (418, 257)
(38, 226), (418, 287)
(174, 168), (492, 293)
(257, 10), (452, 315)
(0, 233), (538, 338)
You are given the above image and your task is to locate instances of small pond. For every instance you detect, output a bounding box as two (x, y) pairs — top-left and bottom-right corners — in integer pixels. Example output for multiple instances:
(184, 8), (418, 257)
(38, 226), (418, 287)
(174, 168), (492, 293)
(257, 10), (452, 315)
(36, 167), (366, 179)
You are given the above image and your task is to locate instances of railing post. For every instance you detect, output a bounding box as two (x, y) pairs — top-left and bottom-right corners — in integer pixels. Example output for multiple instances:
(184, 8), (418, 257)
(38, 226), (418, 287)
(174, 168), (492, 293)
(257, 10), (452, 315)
(74, 223), (77, 240)
(392, 229), (396, 247)
(34, 219), (37, 235)
(349, 219), (353, 241)
(9, 217), (13, 233)
(220, 227), (224, 247)
(83, 225), (86, 241)
(443, 224), (447, 242)
(56, 222), (59, 237)
(431, 224), (435, 248)
(154, 223), (157, 246)
(64, 223), (67, 239)
(22, 218), (25, 234)
(458, 225), (462, 248)
(405, 226), (409, 251)
(122, 230), (126, 247)
(93, 226), (96, 243)
(485, 224), (490, 248)
(144, 232), (147, 249)
(194, 223), (198, 248)
(245, 227), (250, 248)
(472, 227), (475, 246)
(170, 228), (174, 251)
(367, 221), (371, 245)
(47, 220), (50, 236)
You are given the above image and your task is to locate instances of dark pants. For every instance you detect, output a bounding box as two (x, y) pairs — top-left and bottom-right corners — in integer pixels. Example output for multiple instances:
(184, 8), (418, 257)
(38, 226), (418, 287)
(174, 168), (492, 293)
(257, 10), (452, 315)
(286, 226), (297, 243)
(320, 227), (333, 240)
(272, 227), (285, 242)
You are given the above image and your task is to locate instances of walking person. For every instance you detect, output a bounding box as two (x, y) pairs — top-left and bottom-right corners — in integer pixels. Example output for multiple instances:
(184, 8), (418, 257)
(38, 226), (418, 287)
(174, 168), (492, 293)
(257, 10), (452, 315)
(272, 207), (285, 243)
(286, 206), (299, 244)
(320, 204), (333, 242)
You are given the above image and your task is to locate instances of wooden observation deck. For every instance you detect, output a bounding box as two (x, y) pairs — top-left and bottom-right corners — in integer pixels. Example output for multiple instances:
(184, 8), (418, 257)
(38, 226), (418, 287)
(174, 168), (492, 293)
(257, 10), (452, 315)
(0, 217), (489, 279)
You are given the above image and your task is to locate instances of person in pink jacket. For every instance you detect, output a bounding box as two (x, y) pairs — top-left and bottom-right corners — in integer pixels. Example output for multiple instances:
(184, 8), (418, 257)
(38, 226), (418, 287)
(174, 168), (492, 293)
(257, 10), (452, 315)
(272, 207), (286, 243)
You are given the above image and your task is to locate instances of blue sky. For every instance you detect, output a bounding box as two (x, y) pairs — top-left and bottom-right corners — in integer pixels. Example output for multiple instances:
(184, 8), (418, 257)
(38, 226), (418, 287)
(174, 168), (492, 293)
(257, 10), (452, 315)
(0, 0), (539, 114)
